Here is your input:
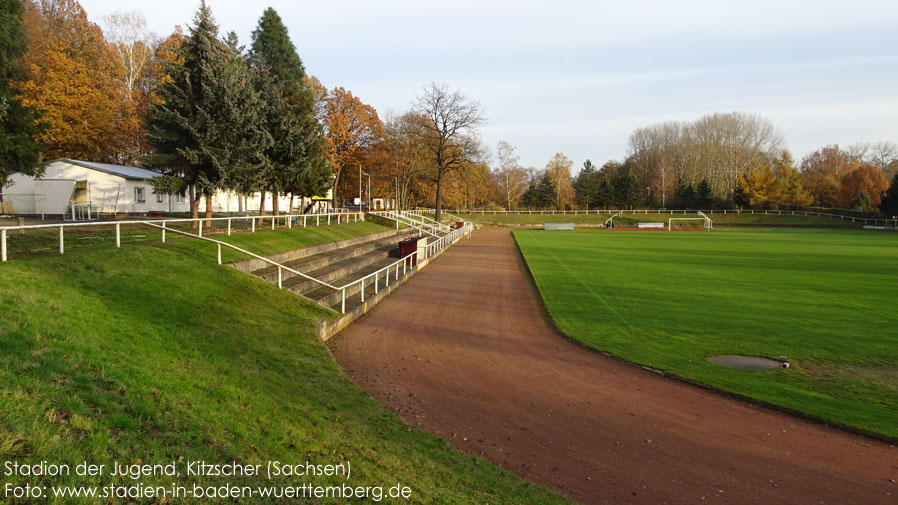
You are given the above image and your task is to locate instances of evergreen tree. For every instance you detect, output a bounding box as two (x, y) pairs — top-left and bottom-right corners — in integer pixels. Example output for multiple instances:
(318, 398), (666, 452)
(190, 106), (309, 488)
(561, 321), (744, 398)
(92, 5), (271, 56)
(521, 180), (539, 208)
(851, 190), (873, 213)
(535, 173), (557, 208)
(574, 159), (607, 208)
(145, 2), (268, 220)
(674, 182), (697, 209)
(879, 172), (898, 217)
(250, 7), (329, 212)
(611, 173), (642, 208)
(696, 179), (713, 208)
(0, 0), (43, 186)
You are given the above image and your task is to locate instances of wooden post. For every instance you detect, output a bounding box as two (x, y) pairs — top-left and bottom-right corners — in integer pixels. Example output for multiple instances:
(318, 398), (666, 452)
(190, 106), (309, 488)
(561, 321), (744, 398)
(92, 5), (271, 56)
(59, 226), (64, 255)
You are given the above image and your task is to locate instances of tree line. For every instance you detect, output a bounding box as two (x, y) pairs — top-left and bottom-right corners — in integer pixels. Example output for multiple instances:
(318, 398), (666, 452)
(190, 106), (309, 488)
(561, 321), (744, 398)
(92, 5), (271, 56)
(2, 1), (897, 218)
(0, 0), (488, 221)
(488, 113), (898, 217)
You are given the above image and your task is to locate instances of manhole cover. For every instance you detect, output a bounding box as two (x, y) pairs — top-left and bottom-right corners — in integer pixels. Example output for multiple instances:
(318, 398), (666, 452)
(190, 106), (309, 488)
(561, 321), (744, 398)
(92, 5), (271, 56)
(708, 355), (783, 370)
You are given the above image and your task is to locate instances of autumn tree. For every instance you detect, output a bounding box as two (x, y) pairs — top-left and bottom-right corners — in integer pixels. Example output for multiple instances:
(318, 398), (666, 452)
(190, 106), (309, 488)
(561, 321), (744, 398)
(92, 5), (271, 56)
(103, 10), (157, 164)
(837, 165), (889, 209)
(321, 86), (384, 208)
(20, 0), (123, 161)
(413, 82), (485, 221)
(0, 0), (43, 187)
(626, 112), (783, 203)
(737, 152), (812, 209)
(493, 141), (529, 210)
(383, 112), (427, 210)
(544, 152), (575, 209)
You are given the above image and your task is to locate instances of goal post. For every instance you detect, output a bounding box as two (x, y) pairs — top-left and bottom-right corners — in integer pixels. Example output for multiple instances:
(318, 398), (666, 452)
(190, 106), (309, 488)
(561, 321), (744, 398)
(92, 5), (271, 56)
(668, 214), (712, 231)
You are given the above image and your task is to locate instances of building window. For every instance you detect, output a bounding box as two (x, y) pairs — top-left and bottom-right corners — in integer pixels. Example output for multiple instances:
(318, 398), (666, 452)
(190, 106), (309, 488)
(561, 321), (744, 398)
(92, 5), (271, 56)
(135, 187), (145, 203)
(174, 193), (183, 203)
(156, 192), (164, 203)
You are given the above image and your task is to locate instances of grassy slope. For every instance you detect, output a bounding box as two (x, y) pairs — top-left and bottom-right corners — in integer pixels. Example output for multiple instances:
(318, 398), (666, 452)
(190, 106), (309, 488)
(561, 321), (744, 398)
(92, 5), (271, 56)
(0, 235), (567, 504)
(457, 211), (857, 227)
(514, 228), (898, 439)
(4, 220), (385, 259)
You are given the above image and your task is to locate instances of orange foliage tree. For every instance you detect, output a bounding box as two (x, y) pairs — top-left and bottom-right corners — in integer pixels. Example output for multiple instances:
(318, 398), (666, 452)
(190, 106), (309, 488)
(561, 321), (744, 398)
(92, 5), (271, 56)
(837, 165), (889, 209)
(321, 84), (384, 207)
(20, 0), (125, 162)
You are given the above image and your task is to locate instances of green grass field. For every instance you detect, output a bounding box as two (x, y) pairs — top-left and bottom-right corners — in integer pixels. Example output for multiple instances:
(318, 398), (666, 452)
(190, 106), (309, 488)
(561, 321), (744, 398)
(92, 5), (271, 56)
(0, 227), (568, 504)
(514, 228), (898, 439)
(457, 211), (861, 227)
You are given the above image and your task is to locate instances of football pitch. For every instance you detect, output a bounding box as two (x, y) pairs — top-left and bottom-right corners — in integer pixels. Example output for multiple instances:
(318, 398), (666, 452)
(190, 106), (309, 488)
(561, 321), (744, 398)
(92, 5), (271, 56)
(514, 228), (898, 439)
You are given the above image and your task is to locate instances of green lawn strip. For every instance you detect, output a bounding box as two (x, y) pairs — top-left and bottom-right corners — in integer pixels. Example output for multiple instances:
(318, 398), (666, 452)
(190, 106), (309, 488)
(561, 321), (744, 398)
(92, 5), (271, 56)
(514, 228), (898, 439)
(458, 212), (858, 227)
(0, 241), (569, 504)
(3, 220), (386, 261)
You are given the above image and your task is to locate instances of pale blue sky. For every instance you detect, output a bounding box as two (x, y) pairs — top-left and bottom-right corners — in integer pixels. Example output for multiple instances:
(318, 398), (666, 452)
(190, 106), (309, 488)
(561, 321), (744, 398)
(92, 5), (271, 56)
(81, 0), (898, 172)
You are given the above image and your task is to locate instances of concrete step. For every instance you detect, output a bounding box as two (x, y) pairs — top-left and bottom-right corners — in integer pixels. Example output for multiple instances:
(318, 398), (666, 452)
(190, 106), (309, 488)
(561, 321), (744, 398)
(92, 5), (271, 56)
(306, 256), (417, 311)
(252, 231), (414, 284)
(283, 244), (399, 296)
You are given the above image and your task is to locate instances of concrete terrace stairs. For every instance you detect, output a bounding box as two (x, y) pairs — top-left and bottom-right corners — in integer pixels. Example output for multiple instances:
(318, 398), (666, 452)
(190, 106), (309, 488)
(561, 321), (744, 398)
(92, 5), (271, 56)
(232, 227), (420, 316)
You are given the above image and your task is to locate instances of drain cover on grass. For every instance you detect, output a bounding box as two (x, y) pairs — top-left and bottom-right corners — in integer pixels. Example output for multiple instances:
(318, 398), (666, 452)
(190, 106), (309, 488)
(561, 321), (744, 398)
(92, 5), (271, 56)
(708, 355), (783, 370)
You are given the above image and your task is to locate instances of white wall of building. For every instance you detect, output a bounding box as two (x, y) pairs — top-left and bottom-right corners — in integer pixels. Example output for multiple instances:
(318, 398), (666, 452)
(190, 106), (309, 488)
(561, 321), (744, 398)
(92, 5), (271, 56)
(3, 160), (334, 216)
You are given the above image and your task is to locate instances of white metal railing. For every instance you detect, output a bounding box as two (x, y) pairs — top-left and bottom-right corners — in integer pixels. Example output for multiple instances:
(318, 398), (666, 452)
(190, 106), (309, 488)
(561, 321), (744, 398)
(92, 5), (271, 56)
(402, 211), (452, 231)
(445, 208), (898, 226)
(369, 210), (442, 238)
(0, 211), (364, 263)
(143, 222), (338, 292)
(425, 222), (474, 259)
(335, 250), (418, 314)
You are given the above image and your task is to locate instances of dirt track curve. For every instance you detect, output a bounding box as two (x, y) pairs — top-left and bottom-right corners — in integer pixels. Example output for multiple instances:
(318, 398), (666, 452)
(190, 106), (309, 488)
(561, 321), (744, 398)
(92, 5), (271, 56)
(332, 227), (898, 505)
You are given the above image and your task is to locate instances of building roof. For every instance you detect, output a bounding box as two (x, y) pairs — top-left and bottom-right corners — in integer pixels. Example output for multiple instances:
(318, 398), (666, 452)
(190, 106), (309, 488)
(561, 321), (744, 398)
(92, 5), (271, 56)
(49, 159), (165, 181)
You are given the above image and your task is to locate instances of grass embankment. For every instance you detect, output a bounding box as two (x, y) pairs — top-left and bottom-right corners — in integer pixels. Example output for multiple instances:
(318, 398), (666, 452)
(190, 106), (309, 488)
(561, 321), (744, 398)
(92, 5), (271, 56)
(514, 228), (898, 439)
(457, 211), (857, 227)
(0, 230), (568, 504)
(2, 219), (383, 260)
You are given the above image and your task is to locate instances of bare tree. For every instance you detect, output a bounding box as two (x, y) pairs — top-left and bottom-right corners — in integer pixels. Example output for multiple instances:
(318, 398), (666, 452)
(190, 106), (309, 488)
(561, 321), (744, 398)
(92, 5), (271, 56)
(413, 82), (485, 220)
(849, 140), (898, 173)
(494, 141), (529, 209)
(103, 10), (157, 100)
(384, 111), (428, 210)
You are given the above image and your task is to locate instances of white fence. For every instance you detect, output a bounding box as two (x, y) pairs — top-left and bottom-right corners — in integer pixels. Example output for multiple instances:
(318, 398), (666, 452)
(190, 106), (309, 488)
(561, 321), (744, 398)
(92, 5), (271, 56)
(445, 208), (898, 227)
(0, 210), (474, 315)
(0, 211), (364, 263)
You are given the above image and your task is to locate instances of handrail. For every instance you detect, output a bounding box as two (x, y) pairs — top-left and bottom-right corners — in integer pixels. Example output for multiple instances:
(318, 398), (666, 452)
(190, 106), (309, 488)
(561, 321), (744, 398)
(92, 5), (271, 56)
(143, 222), (338, 291)
(0, 211), (362, 232)
(370, 211), (440, 238)
(334, 250), (418, 314)
(390, 211), (446, 236)
(402, 211), (452, 231)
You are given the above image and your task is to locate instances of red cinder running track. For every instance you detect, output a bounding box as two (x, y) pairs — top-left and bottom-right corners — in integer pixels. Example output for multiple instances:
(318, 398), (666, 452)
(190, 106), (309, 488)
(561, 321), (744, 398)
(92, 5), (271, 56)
(332, 227), (897, 505)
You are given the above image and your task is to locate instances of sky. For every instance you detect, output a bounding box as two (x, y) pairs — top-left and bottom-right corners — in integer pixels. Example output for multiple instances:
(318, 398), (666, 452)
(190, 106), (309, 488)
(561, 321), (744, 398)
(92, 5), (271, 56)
(79, 0), (898, 173)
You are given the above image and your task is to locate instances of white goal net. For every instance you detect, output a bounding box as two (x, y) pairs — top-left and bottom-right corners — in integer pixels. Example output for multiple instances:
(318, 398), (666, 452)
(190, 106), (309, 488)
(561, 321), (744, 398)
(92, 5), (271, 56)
(668, 212), (712, 231)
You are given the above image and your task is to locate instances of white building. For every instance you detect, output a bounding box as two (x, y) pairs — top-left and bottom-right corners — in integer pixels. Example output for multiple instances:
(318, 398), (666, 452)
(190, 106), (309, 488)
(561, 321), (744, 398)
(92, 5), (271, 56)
(1, 159), (331, 218)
